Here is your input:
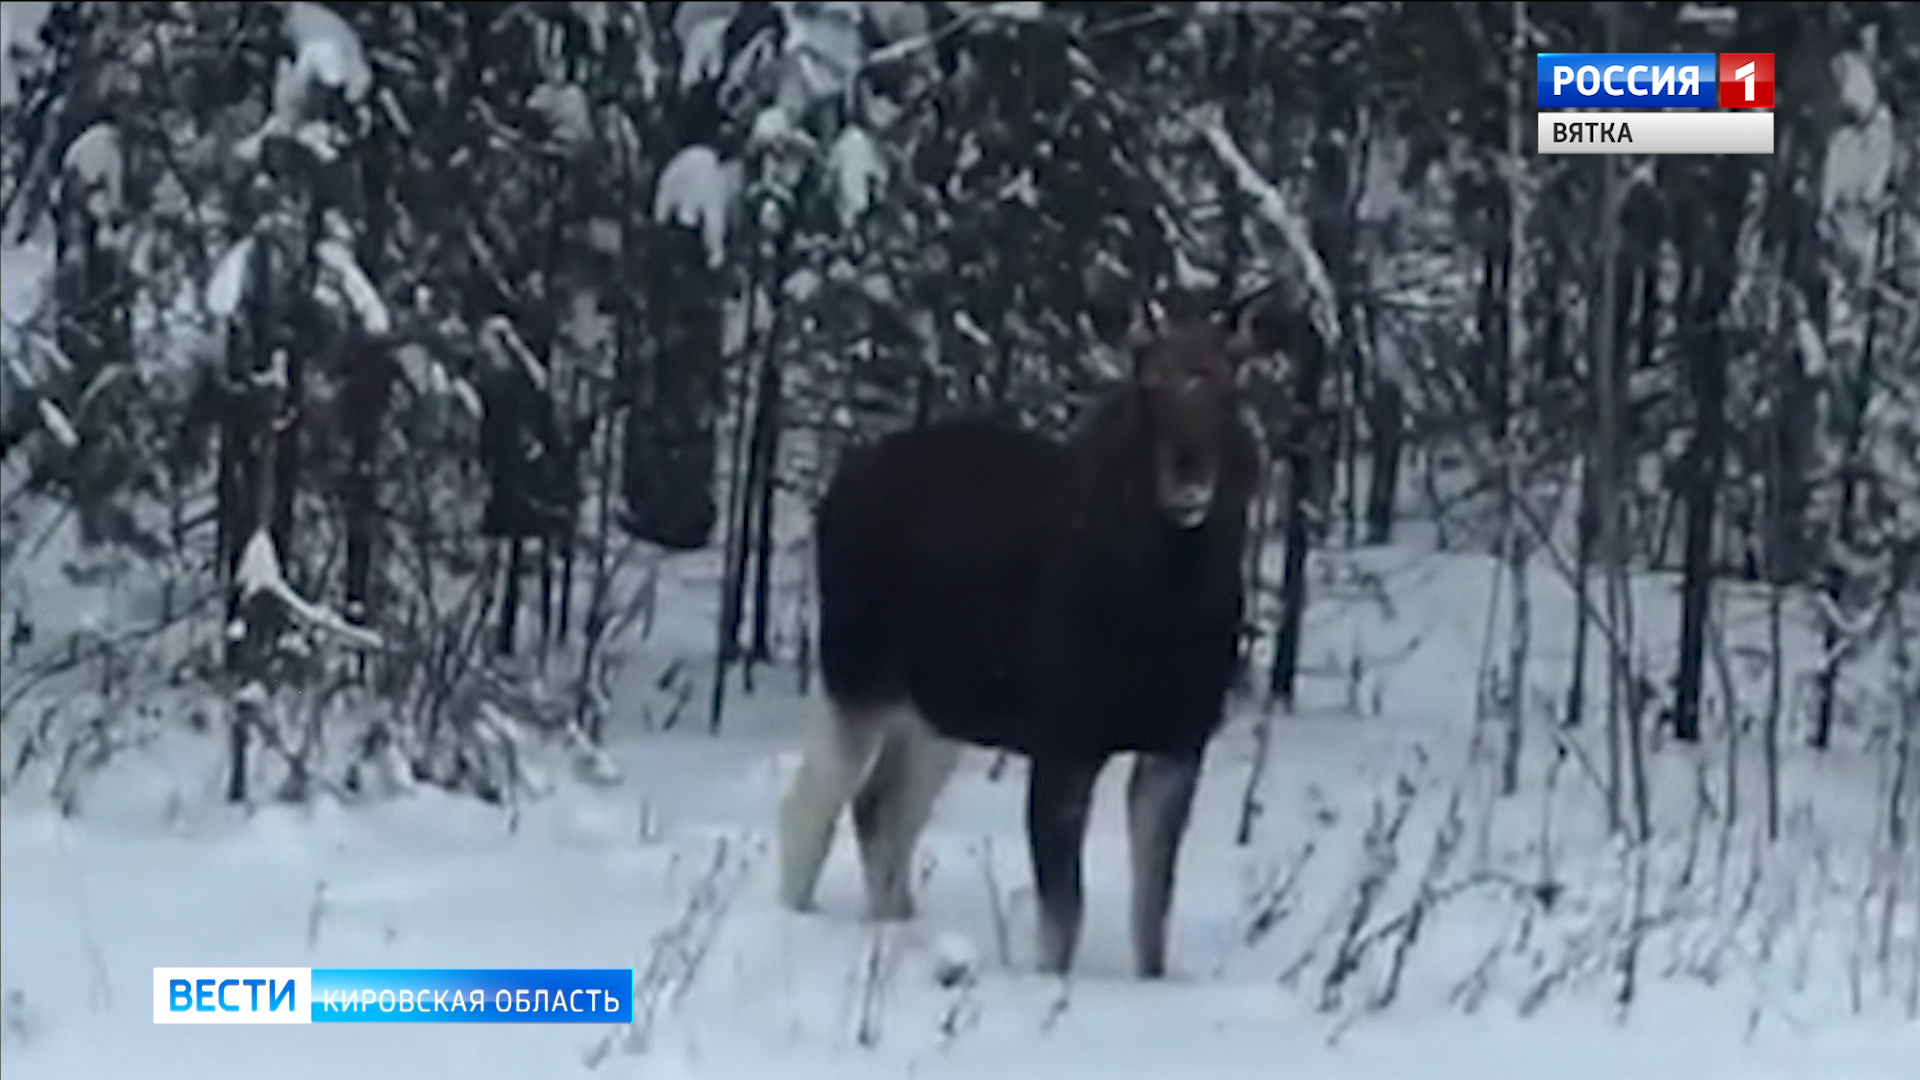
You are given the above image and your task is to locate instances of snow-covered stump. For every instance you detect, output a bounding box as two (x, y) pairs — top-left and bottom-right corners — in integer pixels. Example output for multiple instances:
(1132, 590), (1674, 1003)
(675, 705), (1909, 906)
(224, 530), (383, 804)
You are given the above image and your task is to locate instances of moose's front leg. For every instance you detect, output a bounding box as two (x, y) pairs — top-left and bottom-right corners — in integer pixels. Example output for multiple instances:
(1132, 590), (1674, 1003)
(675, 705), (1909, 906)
(1026, 752), (1105, 975)
(1126, 750), (1202, 979)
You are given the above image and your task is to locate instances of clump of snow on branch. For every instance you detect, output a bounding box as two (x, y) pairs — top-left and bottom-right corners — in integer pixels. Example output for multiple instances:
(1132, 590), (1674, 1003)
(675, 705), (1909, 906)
(749, 105), (814, 153)
(393, 343), (480, 419)
(1794, 307), (1830, 378)
(37, 399), (77, 448)
(1173, 248), (1219, 292)
(828, 126), (886, 226)
(315, 240), (390, 333)
(984, 0), (1045, 20)
(0, 237), (54, 375)
(60, 122), (124, 219)
(449, 377), (483, 420)
(237, 530), (383, 650)
(206, 259), (255, 328)
(251, 349), (290, 394)
(952, 311), (993, 349)
(654, 145), (734, 268)
(528, 81), (593, 147)
(285, 2), (371, 104)
(206, 237), (256, 319)
(237, 3), (371, 162)
(776, 0), (866, 109)
(938, 1), (1045, 24)
(677, 8), (730, 90)
(1821, 45), (1892, 291)
(0, 1), (54, 107)
(294, 119), (346, 163)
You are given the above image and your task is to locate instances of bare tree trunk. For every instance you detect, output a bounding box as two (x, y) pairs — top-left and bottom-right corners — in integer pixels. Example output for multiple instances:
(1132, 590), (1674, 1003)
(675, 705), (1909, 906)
(1673, 228), (1735, 744)
(1339, 335), (1359, 549)
(1618, 172), (1658, 839)
(342, 352), (383, 630)
(270, 342), (303, 577)
(535, 164), (566, 662)
(1765, 379), (1785, 838)
(1709, 594), (1741, 827)
(747, 356), (784, 665)
(1499, 0), (1531, 797)
(576, 413), (615, 741)
(539, 535), (555, 660)
(222, 375), (268, 803)
(223, 246), (282, 804)
(1629, 239), (1672, 578)
(1239, 473), (1272, 693)
(271, 203), (325, 589)
(709, 262), (772, 730)
(1888, 595), (1915, 854)
(1363, 376), (1402, 545)
(1269, 51), (1357, 707)
(558, 540), (576, 639)
(1812, 207), (1889, 750)
(1269, 331), (1329, 709)
(579, 293), (634, 743)
(345, 108), (394, 647)
(559, 363), (585, 640)
(723, 352), (770, 692)
(1593, 132), (1628, 836)
(1565, 456), (1595, 728)
(710, 385), (752, 724)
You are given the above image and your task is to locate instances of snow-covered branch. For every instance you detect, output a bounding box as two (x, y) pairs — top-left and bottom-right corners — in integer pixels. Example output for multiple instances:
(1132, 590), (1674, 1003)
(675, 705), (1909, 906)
(316, 239), (391, 333)
(237, 530), (384, 651)
(37, 399), (78, 448)
(1186, 108), (1342, 348)
(862, 2), (1040, 70)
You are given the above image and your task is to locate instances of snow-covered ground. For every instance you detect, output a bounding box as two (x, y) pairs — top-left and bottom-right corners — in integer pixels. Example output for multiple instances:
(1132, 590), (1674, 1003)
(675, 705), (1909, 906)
(3, 520), (1917, 1079)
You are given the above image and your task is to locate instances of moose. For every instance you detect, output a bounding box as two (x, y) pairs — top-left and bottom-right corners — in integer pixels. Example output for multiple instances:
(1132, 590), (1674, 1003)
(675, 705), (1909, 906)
(777, 288), (1292, 979)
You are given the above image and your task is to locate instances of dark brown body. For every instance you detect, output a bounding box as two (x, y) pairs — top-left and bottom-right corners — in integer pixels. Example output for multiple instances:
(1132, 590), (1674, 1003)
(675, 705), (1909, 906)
(816, 400), (1259, 761)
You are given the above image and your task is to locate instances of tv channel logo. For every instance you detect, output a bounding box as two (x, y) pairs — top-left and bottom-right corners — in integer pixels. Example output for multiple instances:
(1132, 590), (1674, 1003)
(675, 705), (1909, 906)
(154, 966), (636, 1024)
(153, 968), (312, 1024)
(1717, 53), (1776, 108)
(1537, 53), (1718, 109)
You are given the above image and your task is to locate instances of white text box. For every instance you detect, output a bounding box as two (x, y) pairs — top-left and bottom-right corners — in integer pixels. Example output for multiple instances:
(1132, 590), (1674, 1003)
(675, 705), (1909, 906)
(1537, 111), (1773, 154)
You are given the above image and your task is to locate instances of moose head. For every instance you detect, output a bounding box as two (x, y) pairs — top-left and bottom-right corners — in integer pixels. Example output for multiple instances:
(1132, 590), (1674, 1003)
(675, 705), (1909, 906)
(1113, 291), (1282, 530)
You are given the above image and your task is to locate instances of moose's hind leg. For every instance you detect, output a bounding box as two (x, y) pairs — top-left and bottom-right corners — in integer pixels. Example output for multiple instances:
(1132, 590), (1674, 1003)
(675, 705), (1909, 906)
(778, 702), (889, 912)
(1126, 750), (1202, 979)
(851, 709), (961, 921)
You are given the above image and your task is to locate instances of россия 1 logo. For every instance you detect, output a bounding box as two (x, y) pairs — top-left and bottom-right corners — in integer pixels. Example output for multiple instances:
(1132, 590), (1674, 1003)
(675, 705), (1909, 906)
(1536, 53), (1719, 109)
(1535, 51), (1775, 156)
(1716, 52), (1775, 108)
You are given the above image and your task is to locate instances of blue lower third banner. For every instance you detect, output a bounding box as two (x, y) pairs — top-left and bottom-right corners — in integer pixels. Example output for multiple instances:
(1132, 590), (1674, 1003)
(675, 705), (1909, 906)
(153, 967), (634, 1024)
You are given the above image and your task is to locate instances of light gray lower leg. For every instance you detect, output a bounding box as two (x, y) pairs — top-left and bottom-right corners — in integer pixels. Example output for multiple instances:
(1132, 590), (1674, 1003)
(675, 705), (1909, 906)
(1126, 751), (1202, 979)
(852, 717), (960, 920)
(778, 704), (887, 912)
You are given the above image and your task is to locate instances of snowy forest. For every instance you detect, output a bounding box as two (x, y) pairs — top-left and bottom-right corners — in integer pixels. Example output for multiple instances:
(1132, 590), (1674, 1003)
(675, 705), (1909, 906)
(1, 2), (1917, 1077)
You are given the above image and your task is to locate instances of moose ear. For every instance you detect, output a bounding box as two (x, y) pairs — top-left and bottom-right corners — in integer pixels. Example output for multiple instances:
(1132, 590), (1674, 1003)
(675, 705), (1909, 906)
(1131, 298), (1167, 342)
(1122, 297), (1165, 380)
